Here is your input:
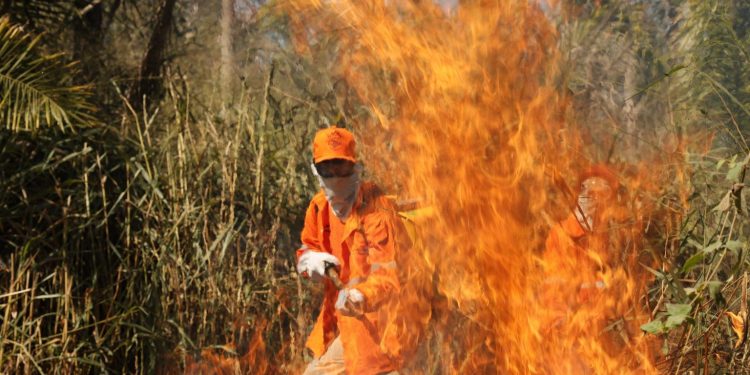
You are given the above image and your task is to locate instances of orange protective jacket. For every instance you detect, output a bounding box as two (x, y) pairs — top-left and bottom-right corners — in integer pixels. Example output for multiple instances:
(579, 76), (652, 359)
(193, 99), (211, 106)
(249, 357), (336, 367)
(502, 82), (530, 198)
(543, 214), (612, 309)
(297, 181), (407, 375)
(544, 214), (587, 271)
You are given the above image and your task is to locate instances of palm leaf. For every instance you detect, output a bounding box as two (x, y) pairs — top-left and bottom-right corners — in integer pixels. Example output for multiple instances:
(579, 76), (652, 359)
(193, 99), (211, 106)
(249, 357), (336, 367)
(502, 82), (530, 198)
(0, 0), (71, 29)
(0, 16), (96, 132)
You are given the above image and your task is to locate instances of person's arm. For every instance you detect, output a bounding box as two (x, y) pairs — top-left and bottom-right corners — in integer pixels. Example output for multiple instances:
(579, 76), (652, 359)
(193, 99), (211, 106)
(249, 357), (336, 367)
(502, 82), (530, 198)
(355, 211), (403, 312)
(297, 201), (321, 259)
(296, 200), (339, 281)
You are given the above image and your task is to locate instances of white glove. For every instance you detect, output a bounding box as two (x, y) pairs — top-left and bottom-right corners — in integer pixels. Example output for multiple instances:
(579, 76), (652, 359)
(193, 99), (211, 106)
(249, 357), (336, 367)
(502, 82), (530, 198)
(297, 250), (340, 282)
(336, 288), (365, 317)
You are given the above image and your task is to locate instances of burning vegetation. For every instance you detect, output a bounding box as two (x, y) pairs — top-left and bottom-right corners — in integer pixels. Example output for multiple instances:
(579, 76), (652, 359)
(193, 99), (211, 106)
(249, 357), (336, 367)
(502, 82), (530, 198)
(284, 0), (680, 373)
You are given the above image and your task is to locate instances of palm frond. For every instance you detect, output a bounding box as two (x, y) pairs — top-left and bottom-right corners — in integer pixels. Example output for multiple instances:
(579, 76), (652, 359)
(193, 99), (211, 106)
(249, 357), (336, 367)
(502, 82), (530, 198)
(0, 16), (96, 132)
(0, 0), (71, 30)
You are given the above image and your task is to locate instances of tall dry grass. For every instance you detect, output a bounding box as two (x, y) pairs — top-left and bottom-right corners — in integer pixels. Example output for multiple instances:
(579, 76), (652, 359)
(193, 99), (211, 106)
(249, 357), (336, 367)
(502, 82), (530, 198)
(1, 65), (317, 373)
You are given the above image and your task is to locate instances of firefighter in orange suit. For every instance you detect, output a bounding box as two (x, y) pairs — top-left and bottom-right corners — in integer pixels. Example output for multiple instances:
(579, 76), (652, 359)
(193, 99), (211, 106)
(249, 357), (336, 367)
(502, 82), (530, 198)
(297, 126), (405, 375)
(543, 166), (620, 303)
(534, 166), (622, 374)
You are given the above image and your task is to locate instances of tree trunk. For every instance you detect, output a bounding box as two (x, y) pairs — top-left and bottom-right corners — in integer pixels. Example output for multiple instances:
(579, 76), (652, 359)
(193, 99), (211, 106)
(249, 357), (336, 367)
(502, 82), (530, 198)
(73, 1), (104, 70)
(132, 0), (177, 109)
(0, 0), (10, 15)
(220, 0), (235, 102)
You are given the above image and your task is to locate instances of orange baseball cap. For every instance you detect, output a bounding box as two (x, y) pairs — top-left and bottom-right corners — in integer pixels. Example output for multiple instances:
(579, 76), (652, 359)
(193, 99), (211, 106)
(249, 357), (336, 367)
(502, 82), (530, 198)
(312, 126), (356, 164)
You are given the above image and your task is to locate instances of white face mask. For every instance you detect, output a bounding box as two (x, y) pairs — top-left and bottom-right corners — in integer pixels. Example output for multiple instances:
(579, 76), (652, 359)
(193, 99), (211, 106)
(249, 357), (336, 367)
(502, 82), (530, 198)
(575, 177), (612, 232)
(575, 194), (596, 231)
(311, 163), (362, 220)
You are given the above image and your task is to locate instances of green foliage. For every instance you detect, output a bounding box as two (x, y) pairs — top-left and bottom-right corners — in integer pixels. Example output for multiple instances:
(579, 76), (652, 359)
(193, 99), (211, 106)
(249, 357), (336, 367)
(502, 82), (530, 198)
(665, 303), (693, 328)
(641, 318), (666, 334)
(641, 303), (693, 334)
(671, 0), (750, 151)
(0, 17), (95, 131)
(563, 0), (750, 372)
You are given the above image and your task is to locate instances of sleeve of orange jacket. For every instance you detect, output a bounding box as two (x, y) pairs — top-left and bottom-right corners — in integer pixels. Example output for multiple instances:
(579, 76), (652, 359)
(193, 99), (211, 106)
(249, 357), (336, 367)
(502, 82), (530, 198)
(356, 211), (402, 312)
(296, 200), (321, 261)
(543, 226), (563, 277)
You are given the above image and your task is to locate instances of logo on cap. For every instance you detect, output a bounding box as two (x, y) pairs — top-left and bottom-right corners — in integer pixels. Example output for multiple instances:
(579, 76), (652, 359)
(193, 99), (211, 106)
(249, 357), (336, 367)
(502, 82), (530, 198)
(327, 130), (343, 150)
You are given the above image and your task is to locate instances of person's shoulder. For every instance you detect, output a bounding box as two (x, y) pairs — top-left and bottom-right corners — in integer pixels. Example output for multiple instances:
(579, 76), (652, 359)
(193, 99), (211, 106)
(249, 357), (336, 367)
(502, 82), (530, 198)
(559, 214), (586, 239)
(358, 181), (399, 215)
(359, 180), (383, 197)
(309, 190), (328, 208)
(360, 181), (391, 205)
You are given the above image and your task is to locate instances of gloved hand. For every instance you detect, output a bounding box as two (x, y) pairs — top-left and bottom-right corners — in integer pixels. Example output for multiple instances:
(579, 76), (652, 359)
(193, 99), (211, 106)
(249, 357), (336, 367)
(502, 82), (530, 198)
(577, 280), (606, 304)
(297, 250), (340, 282)
(336, 288), (365, 317)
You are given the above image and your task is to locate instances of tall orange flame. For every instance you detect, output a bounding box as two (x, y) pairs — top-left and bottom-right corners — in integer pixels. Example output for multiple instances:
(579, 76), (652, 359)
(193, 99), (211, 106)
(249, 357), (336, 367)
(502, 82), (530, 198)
(287, 1), (674, 373)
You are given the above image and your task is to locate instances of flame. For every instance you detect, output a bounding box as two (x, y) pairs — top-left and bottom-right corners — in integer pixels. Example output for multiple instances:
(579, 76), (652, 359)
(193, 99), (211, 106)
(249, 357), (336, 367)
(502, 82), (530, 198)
(182, 320), (271, 375)
(285, 0), (680, 374)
